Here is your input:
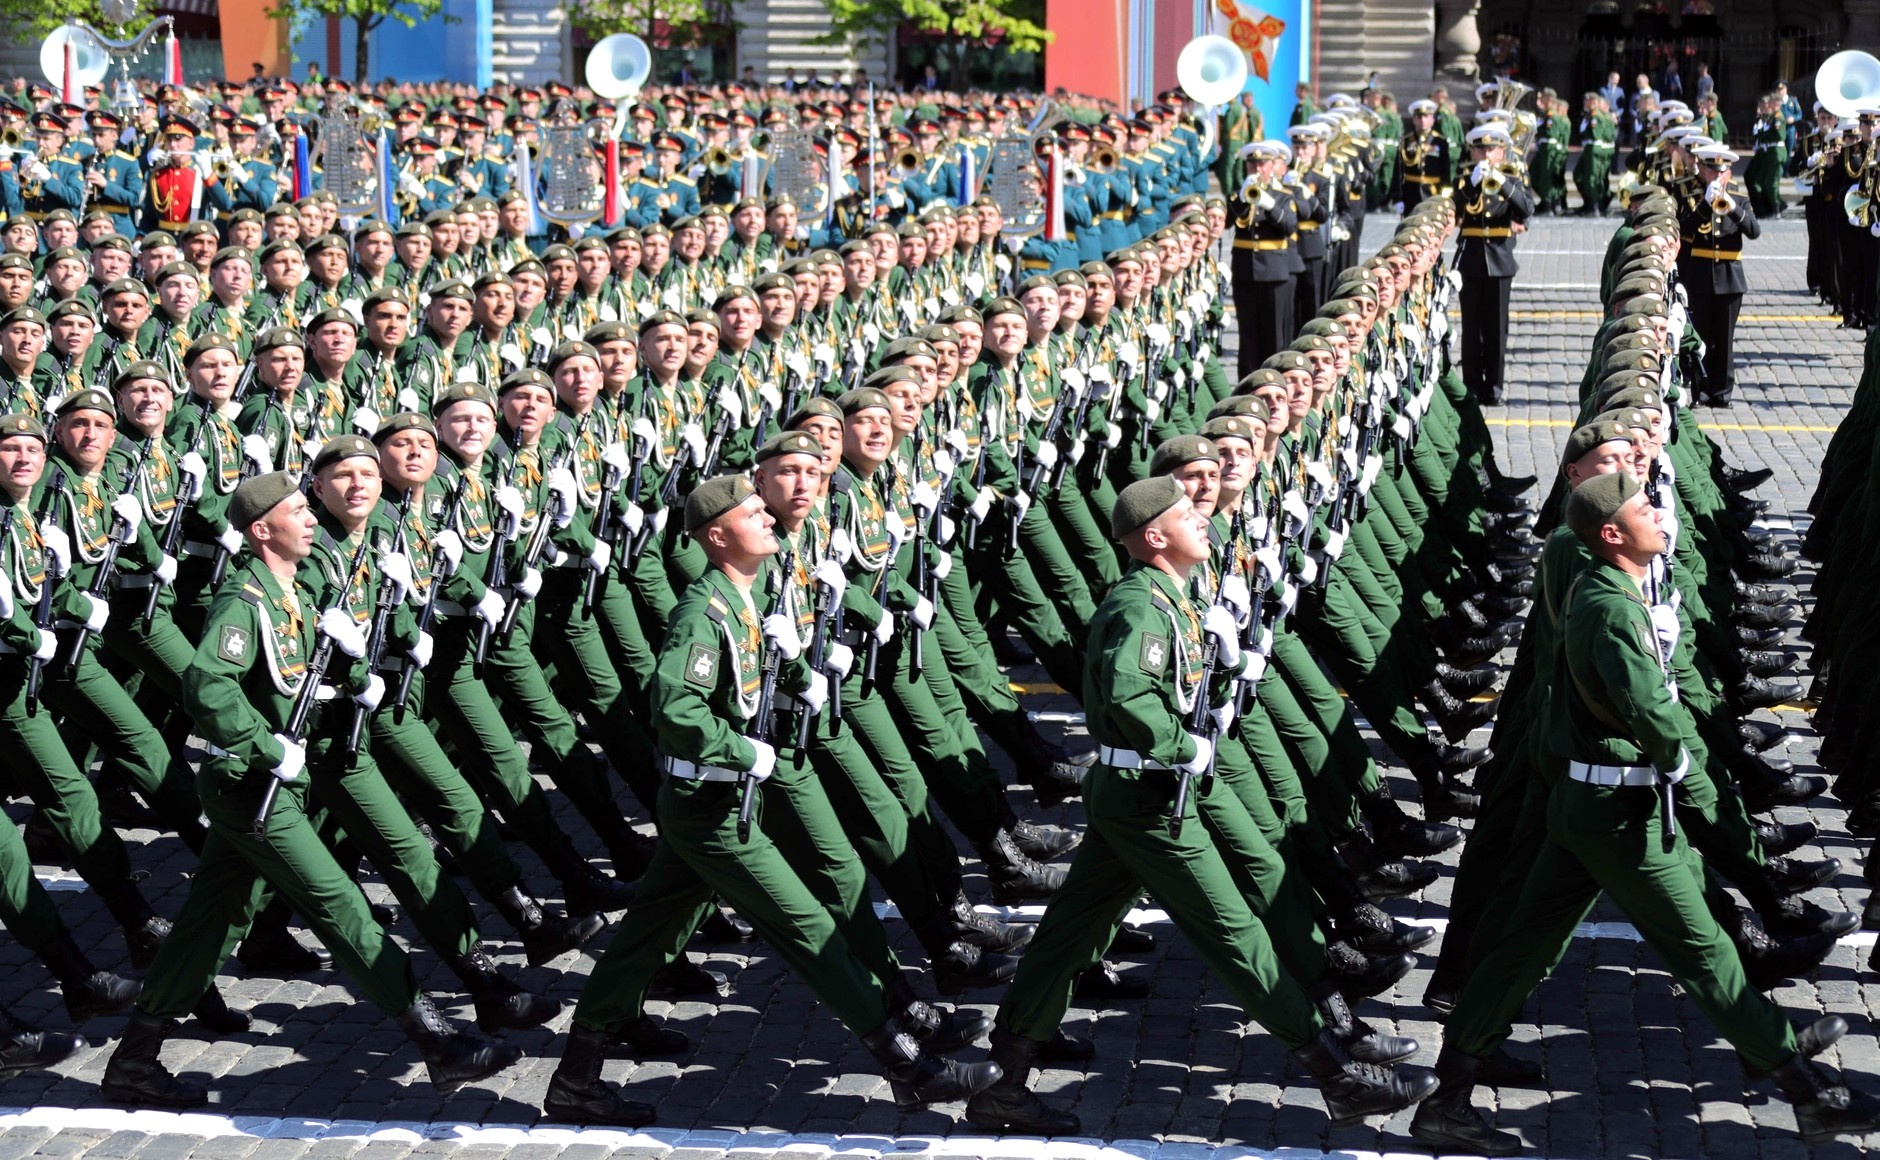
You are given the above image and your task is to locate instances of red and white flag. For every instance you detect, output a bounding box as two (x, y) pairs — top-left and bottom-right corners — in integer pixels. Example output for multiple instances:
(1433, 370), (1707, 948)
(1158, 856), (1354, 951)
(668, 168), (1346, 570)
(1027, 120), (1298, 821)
(1211, 0), (1286, 83)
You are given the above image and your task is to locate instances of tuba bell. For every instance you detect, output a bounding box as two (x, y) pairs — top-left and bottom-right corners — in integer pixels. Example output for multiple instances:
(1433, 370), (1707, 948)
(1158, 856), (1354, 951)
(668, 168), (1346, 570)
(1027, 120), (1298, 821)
(1817, 51), (1880, 120)
(703, 145), (736, 176)
(1176, 35), (1248, 161)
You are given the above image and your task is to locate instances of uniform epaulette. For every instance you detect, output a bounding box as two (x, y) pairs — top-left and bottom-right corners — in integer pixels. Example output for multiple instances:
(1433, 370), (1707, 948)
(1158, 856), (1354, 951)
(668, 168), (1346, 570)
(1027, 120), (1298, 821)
(672, 175), (696, 187)
(235, 581), (267, 607)
(703, 591), (729, 623)
(1146, 583), (1176, 611)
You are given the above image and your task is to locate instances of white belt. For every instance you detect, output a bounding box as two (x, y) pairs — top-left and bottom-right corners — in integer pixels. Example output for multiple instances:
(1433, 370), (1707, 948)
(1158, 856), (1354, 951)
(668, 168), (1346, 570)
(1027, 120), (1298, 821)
(1567, 760), (1658, 787)
(1097, 745), (1170, 771)
(661, 756), (743, 782)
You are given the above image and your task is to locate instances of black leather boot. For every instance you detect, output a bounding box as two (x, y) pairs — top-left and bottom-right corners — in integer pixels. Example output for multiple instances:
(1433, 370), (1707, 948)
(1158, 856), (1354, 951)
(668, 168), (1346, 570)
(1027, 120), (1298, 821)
(98, 882), (170, 972)
(235, 907), (334, 974)
(1293, 1027), (1437, 1128)
(43, 929), (140, 1023)
(394, 994), (524, 1094)
(1753, 819), (1816, 857)
(1408, 1046), (1520, 1155)
(101, 1012), (206, 1107)
(1767, 855), (1842, 897)
(886, 976), (992, 1054)
(860, 1016), (1001, 1110)
(1731, 914), (1837, 991)
(543, 1026), (657, 1126)
(548, 848), (636, 914)
(1768, 1052), (1880, 1142)
(1312, 982), (1418, 1063)
(449, 943), (563, 1033)
(0, 1005), (81, 1079)
(931, 938), (1019, 996)
(1009, 818), (1080, 861)
(647, 955), (727, 998)
(980, 829), (1066, 904)
(1361, 785), (1462, 860)
(191, 985), (251, 1035)
(1339, 901), (1437, 953)
(1437, 662), (1501, 696)
(963, 1028), (1080, 1134)
(951, 892), (1034, 952)
(1073, 960), (1149, 1000)
(1744, 1016), (1847, 1080)
(1326, 941), (1415, 1001)
(491, 884), (606, 966)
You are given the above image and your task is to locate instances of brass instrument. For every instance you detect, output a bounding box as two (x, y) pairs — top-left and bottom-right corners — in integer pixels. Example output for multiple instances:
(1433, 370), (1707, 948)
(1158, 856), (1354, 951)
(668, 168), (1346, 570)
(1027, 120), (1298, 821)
(703, 145), (736, 176)
(1706, 177), (1735, 214)
(1489, 75), (1539, 165)
(891, 146), (922, 176)
(1091, 143), (1119, 173)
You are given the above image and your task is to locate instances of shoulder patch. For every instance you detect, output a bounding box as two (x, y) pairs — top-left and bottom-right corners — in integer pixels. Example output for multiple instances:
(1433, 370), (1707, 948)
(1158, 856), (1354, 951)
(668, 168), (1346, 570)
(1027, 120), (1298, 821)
(684, 641), (718, 687)
(217, 623), (251, 663)
(1138, 632), (1170, 676)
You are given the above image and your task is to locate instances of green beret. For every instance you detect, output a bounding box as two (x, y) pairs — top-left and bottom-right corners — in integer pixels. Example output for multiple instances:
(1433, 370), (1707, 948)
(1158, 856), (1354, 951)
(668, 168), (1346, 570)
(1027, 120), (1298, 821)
(112, 360), (168, 392)
(982, 296), (1024, 320)
(1562, 421), (1633, 465)
(309, 434), (379, 475)
(154, 261), (198, 285)
(1565, 469), (1641, 534)
(255, 240), (303, 264)
(1592, 406), (1652, 433)
(394, 221), (432, 239)
(101, 277), (148, 300)
(880, 336), (937, 364)
(255, 326), (305, 354)
(372, 412), (436, 444)
(432, 381), (497, 417)
(712, 285), (758, 311)
(1237, 368), (1285, 392)
(1200, 414), (1260, 444)
(1111, 475), (1188, 540)
(1602, 347), (1661, 375)
(184, 333), (239, 365)
(936, 305), (983, 326)
(228, 471), (299, 532)
(863, 366), (919, 392)
(352, 218), (394, 240)
(1079, 261), (1111, 280)
(1319, 297), (1364, 318)
(45, 300), (95, 324)
(1604, 386), (1664, 413)
(837, 388), (892, 416)
(752, 272), (795, 295)
(584, 321), (635, 346)
(471, 271), (512, 293)
(546, 341), (600, 372)
(1298, 318), (1343, 339)
(919, 325), (960, 347)
(895, 221), (926, 239)
(684, 474), (756, 535)
(136, 231), (177, 252)
(1290, 336), (1333, 354)
(755, 430), (826, 464)
(44, 246), (83, 265)
(210, 246), (252, 269)
(55, 388), (115, 418)
(1150, 435), (1219, 477)
(302, 232), (347, 257)
(0, 306), (43, 329)
(639, 309), (686, 336)
(427, 280), (473, 304)
(685, 309), (719, 330)
(1053, 270), (1086, 288)
(1208, 394), (1269, 422)
(787, 396), (843, 428)
(307, 307), (359, 332)
(0, 254), (31, 273)
(0, 412), (46, 442)
(1614, 296), (1666, 319)
(497, 367), (553, 396)
(1015, 274), (1056, 297)
(362, 287), (410, 314)
(1263, 350), (1311, 373)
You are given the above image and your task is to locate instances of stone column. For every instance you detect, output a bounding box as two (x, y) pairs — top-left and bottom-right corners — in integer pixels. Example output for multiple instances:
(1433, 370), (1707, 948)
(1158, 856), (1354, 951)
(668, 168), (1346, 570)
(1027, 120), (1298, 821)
(1436, 0), (1484, 83)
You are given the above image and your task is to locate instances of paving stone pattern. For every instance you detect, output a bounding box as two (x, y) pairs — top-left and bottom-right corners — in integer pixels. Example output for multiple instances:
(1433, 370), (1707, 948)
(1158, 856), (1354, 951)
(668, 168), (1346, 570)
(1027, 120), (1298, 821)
(0, 214), (1867, 1160)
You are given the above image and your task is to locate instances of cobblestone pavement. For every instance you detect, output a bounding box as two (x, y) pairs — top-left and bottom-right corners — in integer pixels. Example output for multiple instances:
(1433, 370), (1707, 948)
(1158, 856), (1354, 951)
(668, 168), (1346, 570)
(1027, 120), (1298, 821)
(0, 212), (1868, 1160)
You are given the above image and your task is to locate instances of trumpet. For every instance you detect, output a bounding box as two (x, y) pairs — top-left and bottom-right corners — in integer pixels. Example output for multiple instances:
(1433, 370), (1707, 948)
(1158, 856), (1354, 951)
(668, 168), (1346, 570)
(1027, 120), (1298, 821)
(703, 145), (737, 176)
(1091, 143), (1119, 173)
(1707, 178), (1735, 214)
(891, 145), (922, 176)
(1474, 161), (1506, 196)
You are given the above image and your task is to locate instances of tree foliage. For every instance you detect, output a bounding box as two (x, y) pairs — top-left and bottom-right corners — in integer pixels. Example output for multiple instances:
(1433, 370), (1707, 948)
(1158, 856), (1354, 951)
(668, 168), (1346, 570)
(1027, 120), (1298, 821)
(267, 0), (445, 82)
(818, 0), (1052, 55)
(566, 0), (740, 49)
(0, 0), (130, 38)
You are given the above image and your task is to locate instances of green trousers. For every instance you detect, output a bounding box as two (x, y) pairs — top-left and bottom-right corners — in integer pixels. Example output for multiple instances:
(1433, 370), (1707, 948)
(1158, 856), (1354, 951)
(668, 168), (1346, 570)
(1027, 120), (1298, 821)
(45, 634), (202, 841)
(1446, 774), (1798, 1074)
(138, 754), (418, 1020)
(875, 631), (1005, 846)
(839, 677), (970, 909)
(961, 536), (1083, 696)
(572, 759), (890, 1037)
(995, 762), (1321, 1049)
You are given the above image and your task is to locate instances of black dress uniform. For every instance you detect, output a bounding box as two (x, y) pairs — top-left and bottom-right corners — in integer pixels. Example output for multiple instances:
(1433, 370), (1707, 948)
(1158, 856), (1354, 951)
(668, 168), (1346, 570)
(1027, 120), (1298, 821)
(1396, 130), (1452, 213)
(1676, 162), (1759, 406)
(1230, 169), (1299, 376)
(1454, 157), (1534, 405)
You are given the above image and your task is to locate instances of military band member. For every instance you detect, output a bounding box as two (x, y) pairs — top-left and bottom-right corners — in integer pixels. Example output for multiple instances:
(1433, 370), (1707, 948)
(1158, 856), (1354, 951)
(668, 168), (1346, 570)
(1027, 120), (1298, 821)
(1454, 124), (1534, 405)
(1677, 144), (1758, 406)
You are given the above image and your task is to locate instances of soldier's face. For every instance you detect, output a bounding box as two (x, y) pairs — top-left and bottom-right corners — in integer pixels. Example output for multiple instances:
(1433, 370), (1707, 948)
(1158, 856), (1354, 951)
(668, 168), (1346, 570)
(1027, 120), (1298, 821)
(900, 237), (927, 267)
(57, 409), (114, 473)
(51, 315), (94, 355)
(799, 415), (841, 462)
(0, 269), (28, 307)
(260, 345), (304, 395)
(438, 401), (495, 460)
(3, 224), (38, 254)
(231, 221), (264, 250)
(379, 429), (437, 492)
(1020, 289), (1058, 341)
(104, 293), (149, 334)
(474, 284), (515, 330)
(596, 339), (636, 387)
(1056, 284), (1086, 323)
(554, 357), (601, 409)
(188, 348), (238, 401)
(512, 272), (546, 311)
(708, 494), (777, 561)
(432, 222), (459, 252)
(0, 434), (44, 498)
(884, 382), (921, 433)
(45, 222), (77, 250)
(843, 251), (875, 288)
(47, 260), (85, 295)
(315, 456), (383, 524)
(427, 295), (471, 337)
(263, 252), (305, 290)
(819, 265), (844, 302)
(94, 249), (131, 281)
(257, 492), (318, 562)
(842, 406), (894, 467)
(1605, 490), (1666, 557)
(704, 216), (729, 249)
(930, 342), (959, 385)
(310, 247), (348, 284)
(644, 324), (687, 375)
(395, 235), (432, 267)
(756, 453), (822, 526)
(640, 235), (670, 271)
(1172, 460), (1220, 516)
(1215, 438), (1255, 491)
(1143, 497), (1209, 568)
(685, 324), (719, 373)
(366, 304), (410, 350)
(988, 313), (1026, 357)
(733, 206), (764, 239)
(186, 233), (219, 265)
(719, 297), (759, 344)
(957, 214), (979, 246)
(211, 260), (251, 301)
(578, 248), (612, 284)
(760, 288), (795, 329)
(869, 234), (898, 268)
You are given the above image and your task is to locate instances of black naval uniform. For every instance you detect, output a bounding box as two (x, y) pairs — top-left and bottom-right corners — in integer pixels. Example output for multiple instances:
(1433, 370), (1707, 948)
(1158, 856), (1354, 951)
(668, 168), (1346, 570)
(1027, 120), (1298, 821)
(1231, 182), (1299, 376)
(1454, 162), (1535, 405)
(1676, 179), (1759, 406)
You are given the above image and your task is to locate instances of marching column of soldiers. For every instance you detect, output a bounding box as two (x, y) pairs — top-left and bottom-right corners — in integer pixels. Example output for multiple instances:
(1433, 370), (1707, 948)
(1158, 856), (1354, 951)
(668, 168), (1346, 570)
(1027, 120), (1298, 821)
(0, 67), (1854, 1155)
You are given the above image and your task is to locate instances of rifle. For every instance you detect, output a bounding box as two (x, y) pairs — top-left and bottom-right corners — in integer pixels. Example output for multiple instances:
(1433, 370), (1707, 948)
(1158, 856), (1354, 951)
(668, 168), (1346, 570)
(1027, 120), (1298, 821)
(254, 530), (374, 839)
(212, 398), (271, 589)
(963, 438), (988, 551)
(1052, 369), (1098, 492)
(498, 433), (580, 639)
(584, 434), (622, 616)
(24, 466), (65, 716)
(907, 455), (928, 680)
(797, 556), (839, 749)
(89, 336), (122, 391)
(697, 393), (735, 479)
(144, 437), (197, 629)
(860, 521), (905, 699)
(476, 453), (520, 674)
(738, 548), (795, 843)
(65, 438), (153, 670)
(348, 490), (414, 750)
(1171, 564), (1230, 838)
(1022, 378), (1072, 499)
(392, 474), (468, 716)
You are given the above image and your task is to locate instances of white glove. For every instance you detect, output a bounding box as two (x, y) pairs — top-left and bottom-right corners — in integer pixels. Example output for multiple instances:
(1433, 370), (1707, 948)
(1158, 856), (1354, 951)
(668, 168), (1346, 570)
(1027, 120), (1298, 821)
(883, 512), (907, 551)
(378, 552), (415, 606)
(681, 422), (708, 464)
(28, 162), (50, 184)
(153, 553), (178, 585)
(945, 429), (971, 460)
(110, 494), (143, 537)
(1297, 554), (1320, 585)
(1324, 527), (1348, 561)
(432, 529), (464, 577)
(241, 433), (273, 473)
(1105, 422), (1123, 449)
(1211, 699), (1236, 737)
(872, 612), (895, 645)
(588, 539), (612, 572)
(1178, 732), (1213, 776)
(1220, 573), (1251, 618)
(32, 630), (56, 661)
(1010, 492), (1032, 522)
(80, 592), (110, 633)
(745, 738), (777, 782)
(40, 526), (71, 575)
(910, 481), (939, 516)
(763, 612), (802, 660)
(932, 551), (952, 581)
(178, 451), (208, 501)
(0, 569), (11, 618)
(1649, 602), (1681, 658)
(1033, 441), (1059, 472)
(216, 524), (245, 555)
(931, 449), (956, 479)
(474, 587), (506, 628)
(828, 527), (853, 565)
(318, 607), (368, 658)
(798, 671), (830, 715)
(1471, 160), (1490, 186)
(1244, 652), (1268, 684)
(618, 501), (646, 537)
(270, 734), (306, 783)
(516, 567), (542, 600)
(910, 596), (935, 631)
(1658, 745), (1692, 785)
(352, 407), (382, 436)
(546, 467), (579, 528)
(1203, 604), (1241, 668)
(354, 673), (386, 711)
(812, 557), (848, 603)
(1281, 491), (1310, 532)
(410, 631), (433, 670)
(969, 485), (996, 523)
